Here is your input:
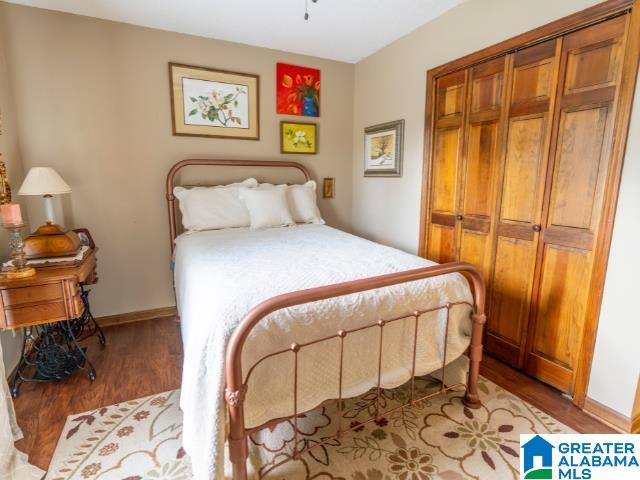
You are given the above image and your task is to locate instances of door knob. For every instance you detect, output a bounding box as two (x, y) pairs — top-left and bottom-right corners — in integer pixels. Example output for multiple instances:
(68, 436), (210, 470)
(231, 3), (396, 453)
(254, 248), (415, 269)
(456, 214), (464, 221)
(532, 224), (542, 232)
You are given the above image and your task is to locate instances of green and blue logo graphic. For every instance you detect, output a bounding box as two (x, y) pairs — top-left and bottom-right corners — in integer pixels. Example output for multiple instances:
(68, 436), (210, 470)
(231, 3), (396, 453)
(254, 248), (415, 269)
(520, 434), (640, 480)
(521, 435), (554, 479)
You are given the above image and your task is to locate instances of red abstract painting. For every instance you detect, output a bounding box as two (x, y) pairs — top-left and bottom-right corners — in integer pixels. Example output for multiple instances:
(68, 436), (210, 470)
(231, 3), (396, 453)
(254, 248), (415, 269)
(276, 63), (320, 117)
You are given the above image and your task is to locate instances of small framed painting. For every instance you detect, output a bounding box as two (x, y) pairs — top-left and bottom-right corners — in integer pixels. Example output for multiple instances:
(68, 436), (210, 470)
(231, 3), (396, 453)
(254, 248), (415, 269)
(322, 178), (335, 198)
(276, 63), (320, 117)
(169, 62), (259, 140)
(73, 228), (95, 249)
(280, 121), (318, 155)
(364, 119), (404, 177)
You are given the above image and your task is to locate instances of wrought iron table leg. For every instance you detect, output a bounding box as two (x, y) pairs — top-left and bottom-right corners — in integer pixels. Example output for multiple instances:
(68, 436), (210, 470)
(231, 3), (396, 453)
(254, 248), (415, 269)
(77, 286), (106, 347)
(9, 328), (28, 398)
(11, 379), (21, 399)
(62, 319), (97, 381)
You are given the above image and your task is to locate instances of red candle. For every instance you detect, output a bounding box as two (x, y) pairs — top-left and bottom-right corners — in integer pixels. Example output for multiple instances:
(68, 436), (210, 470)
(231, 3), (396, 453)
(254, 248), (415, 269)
(0, 203), (23, 225)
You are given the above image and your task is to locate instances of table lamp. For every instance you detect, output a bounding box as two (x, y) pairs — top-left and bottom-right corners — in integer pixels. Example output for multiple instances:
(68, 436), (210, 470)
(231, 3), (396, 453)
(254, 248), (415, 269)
(18, 167), (80, 259)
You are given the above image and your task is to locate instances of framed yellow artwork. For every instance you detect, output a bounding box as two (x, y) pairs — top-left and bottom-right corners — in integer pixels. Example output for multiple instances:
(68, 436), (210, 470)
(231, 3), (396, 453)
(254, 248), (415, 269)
(169, 62), (260, 140)
(280, 121), (318, 154)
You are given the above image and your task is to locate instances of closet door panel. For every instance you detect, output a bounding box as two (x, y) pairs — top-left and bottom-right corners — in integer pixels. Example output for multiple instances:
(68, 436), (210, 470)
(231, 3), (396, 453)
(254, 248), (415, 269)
(458, 58), (504, 280)
(438, 78), (466, 118)
(512, 61), (553, 104)
(526, 245), (592, 391)
(525, 16), (626, 393)
(431, 128), (460, 214)
(500, 116), (547, 223)
(489, 236), (537, 362)
(486, 39), (558, 366)
(548, 106), (609, 231)
(471, 74), (502, 112)
(463, 122), (499, 216)
(532, 246), (591, 368)
(426, 71), (467, 263)
(427, 223), (457, 263)
(564, 40), (621, 95)
(563, 15), (625, 95)
(459, 230), (492, 276)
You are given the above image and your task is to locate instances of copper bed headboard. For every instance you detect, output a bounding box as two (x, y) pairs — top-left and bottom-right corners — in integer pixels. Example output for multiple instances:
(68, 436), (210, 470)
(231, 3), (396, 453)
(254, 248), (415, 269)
(166, 159), (311, 252)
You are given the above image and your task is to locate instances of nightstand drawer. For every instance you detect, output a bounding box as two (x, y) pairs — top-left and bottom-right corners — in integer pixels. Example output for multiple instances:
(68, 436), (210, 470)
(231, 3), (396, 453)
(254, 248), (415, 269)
(2, 296), (85, 329)
(3, 302), (69, 328)
(1, 283), (64, 307)
(0, 248), (97, 330)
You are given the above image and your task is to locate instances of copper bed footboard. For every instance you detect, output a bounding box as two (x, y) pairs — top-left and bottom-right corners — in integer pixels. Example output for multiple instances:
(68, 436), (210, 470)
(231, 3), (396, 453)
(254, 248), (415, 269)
(224, 262), (486, 480)
(165, 159), (487, 480)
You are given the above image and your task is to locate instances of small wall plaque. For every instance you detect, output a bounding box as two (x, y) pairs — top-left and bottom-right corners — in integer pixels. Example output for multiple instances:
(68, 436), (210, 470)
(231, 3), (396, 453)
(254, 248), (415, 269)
(322, 177), (334, 198)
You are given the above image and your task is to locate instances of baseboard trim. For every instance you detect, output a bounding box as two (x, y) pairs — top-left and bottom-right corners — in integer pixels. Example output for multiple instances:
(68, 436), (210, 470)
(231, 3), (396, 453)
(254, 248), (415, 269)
(633, 378), (640, 434)
(583, 397), (632, 433)
(97, 306), (177, 327)
(631, 409), (640, 434)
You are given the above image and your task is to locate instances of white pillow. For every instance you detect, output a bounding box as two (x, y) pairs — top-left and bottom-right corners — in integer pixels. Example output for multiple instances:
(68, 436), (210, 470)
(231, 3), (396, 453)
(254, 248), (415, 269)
(286, 181), (325, 224)
(239, 186), (295, 229)
(173, 178), (258, 231)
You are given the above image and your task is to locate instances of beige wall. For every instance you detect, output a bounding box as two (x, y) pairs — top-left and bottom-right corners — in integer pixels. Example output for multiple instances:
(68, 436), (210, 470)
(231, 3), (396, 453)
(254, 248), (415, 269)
(352, 0), (639, 417)
(0, 3), (354, 321)
(0, 4), (29, 371)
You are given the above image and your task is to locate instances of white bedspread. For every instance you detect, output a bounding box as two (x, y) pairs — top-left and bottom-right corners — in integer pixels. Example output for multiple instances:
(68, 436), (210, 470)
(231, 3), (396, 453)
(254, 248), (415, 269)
(174, 225), (473, 479)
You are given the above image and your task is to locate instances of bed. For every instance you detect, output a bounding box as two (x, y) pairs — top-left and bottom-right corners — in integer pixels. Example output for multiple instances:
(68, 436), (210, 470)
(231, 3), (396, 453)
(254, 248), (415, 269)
(166, 159), (487, 480)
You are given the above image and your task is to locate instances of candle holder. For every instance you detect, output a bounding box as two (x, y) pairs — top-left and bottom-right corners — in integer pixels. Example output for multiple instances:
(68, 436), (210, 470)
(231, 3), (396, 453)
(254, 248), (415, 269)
(2, 223), (36, 279)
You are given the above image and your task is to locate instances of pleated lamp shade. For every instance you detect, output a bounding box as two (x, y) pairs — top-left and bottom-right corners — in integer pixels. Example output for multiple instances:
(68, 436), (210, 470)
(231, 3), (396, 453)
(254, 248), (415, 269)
(18, 167), (71, 196)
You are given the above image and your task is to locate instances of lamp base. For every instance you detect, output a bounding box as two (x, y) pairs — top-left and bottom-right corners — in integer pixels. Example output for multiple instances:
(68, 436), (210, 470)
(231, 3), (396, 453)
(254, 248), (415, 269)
(6, 266), (36, 279)
(23, 223), (81, 259)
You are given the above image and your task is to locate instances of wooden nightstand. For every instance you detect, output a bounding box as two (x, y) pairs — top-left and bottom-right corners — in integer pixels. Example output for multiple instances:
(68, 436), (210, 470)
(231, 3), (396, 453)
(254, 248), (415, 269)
(0, 247), (105, 397)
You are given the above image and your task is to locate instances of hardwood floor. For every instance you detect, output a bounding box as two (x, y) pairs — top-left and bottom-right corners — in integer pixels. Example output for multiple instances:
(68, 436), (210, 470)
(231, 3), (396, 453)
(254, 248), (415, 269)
(13, 316), (614, 472)
(480, 355), (614, 434)
(13, 318), (183, 470)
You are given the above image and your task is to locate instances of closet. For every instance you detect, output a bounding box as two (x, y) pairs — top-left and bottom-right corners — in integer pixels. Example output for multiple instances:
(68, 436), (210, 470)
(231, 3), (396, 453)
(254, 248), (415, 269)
(420, 0), (639, 403)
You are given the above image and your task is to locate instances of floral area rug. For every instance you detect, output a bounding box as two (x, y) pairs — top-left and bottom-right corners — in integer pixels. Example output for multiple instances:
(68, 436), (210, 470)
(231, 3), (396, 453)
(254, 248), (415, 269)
(45, 376), (572, 480)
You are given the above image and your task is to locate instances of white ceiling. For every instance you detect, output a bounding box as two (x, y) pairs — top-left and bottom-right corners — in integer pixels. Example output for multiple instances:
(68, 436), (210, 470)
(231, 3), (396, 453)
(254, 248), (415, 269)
(4, 0), (463, 63)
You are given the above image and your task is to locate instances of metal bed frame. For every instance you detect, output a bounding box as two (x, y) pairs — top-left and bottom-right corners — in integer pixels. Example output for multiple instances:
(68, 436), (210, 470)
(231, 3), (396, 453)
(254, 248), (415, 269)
(166, 159), (487, 480)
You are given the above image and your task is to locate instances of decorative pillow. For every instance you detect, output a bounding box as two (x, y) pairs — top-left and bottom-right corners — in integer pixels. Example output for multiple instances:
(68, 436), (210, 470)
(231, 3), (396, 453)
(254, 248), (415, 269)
(239, 186), (295, 229)
(173, 178), (258, 231)
(286, 181), (325, 224)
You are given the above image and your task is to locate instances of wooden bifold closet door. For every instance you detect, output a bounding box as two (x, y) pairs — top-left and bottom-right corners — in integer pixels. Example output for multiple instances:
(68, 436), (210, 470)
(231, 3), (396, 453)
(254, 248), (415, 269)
(421, 1), (639, 403)
(427, 59), (505, 278)
(488, 38), (560, 370)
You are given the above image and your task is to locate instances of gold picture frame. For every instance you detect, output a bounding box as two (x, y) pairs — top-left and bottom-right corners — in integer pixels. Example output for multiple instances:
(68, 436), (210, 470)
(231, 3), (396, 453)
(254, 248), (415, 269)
(364, 119), (404, 177)
(169, 62), (260, 140)
(322, 177), (334, 198)
(0, 154), (11, 204)
(280, 121), (318, 155)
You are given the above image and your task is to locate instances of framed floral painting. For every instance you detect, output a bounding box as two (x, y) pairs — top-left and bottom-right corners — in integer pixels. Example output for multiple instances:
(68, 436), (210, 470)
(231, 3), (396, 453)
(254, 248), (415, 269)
(364, 120), (404, 177)
(280, 121), (318, 154)
(169, 62), (259, 139)
(276, 63), (320, 117)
